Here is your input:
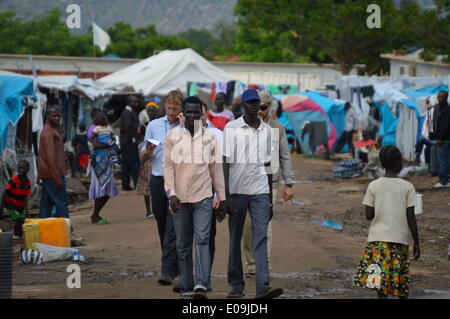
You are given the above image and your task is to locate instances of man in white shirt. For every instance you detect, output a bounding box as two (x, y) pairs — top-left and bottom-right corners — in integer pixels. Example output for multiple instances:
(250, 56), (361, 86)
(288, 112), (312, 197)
(222, 89), (283, 299)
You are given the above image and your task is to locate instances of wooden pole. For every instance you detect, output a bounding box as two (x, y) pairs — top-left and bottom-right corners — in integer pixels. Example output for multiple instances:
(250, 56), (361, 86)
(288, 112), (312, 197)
(93, 44), (97, 80)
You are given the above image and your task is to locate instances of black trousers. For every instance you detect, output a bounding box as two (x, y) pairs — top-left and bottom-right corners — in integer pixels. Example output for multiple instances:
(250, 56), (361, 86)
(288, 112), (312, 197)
(333, 130), (355, 153)
(120, 142), (140, 189)
(210, 210), (217, 267)
(149, 175), (179, 279)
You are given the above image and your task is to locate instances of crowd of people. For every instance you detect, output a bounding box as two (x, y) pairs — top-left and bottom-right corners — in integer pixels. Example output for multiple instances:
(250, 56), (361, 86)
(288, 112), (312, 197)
(3, 85), (448, 300)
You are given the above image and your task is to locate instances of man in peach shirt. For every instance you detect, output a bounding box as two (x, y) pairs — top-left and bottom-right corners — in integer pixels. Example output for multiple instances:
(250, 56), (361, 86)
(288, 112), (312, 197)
(163, 96), (226, 299)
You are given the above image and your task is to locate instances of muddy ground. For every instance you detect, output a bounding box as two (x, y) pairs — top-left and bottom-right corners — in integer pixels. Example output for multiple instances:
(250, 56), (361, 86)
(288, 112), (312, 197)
(5, 155), (450, 299)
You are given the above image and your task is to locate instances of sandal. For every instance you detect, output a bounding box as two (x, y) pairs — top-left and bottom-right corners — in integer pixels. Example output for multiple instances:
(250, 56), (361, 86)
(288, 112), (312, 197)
(92, 218), (109, 225)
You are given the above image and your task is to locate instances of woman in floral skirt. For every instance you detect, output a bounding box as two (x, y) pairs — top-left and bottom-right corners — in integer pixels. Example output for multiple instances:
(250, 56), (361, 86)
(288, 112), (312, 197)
(353, 145), (420, 299)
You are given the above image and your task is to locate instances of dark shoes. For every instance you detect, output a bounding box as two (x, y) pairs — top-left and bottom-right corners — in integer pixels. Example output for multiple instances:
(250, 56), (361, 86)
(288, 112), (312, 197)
(245, 272), (256, 278)
(172, 282), (182, 293)
(255, 287), (283, 299)
(71, 239), (86, 247)
(414, 154), (421, 165)
(227, 289), (245, 299)
(157, 277), (173, 286)
(193, 286), (208, 299)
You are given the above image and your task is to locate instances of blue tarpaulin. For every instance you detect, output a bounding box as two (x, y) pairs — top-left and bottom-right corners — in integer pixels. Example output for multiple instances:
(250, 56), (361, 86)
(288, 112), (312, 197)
(375, 84), (449, 149)
(302, 91), (346, 138)
(0, 76), (35, 153)
(275, 92), (346, 154)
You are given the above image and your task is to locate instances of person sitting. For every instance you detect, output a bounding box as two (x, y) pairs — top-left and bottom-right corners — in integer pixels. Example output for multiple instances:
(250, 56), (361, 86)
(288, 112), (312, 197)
(364, 137), (383, 180)
(354, 131), (375, 164)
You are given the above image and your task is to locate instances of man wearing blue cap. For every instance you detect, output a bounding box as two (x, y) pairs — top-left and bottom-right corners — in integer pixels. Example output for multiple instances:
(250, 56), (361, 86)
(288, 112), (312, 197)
(221, 89), (283, 299)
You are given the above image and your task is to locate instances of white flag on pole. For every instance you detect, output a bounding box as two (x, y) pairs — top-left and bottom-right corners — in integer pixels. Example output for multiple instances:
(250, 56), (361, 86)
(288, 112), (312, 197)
(92, 23), (111, 52)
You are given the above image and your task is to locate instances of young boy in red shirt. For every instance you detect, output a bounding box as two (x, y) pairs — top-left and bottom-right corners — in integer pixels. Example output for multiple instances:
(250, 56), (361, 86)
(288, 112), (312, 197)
(0, 160), (32, 237)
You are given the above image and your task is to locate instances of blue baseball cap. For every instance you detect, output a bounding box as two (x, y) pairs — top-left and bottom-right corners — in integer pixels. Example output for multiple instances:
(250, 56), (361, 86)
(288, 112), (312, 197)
(242, 89), (260, 103)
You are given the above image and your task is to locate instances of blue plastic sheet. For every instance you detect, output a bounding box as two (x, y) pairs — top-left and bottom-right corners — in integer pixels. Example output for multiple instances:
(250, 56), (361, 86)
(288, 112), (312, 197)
(0, 76), (35, 153)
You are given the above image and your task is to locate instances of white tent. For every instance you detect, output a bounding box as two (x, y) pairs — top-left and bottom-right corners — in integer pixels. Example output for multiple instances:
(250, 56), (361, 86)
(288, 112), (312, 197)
(95, 48), (232, 96)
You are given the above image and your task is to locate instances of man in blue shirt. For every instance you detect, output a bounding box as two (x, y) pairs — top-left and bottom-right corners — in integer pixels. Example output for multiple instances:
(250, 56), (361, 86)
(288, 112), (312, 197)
(145, 90), (184, 288)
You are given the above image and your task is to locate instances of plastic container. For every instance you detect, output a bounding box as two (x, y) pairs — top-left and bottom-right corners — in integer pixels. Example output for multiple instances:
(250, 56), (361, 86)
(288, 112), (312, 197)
(415, 193), (423, 215)
(0, 232), (13, 299)
(24, 218), (71, 248)
(23, 222), (40, 250)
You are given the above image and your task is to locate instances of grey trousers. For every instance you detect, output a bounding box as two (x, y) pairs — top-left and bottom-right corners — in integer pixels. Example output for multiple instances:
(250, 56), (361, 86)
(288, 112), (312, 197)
(172, 197), (213, 292)
(228, 194), (271, 295)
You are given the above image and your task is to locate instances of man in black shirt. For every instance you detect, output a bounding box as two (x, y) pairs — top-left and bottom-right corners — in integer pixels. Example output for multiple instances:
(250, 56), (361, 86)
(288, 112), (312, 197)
(120, 95), (140, 191)
(431, 90), (450, 187)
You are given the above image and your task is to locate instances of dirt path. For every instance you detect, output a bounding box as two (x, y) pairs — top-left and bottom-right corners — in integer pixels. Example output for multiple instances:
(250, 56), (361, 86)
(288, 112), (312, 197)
(11, 156), (450, 299)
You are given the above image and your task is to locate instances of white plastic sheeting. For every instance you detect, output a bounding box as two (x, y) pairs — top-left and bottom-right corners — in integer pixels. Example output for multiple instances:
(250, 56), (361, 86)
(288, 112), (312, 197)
(396, 104), (418, 161)
(36, 76), (114, 101)
(229, 72), (319, 91)
(96, 48), (232, 96)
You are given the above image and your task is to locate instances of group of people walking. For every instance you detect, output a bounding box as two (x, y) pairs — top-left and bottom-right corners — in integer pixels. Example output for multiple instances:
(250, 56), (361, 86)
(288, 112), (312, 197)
(15, 85), (435, 300)
(142, 89), (295, 299)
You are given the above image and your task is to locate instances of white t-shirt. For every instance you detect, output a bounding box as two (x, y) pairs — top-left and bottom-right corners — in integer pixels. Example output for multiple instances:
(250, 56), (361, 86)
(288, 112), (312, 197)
(223, 117), (272, 195)
(362, 177), (416, 246)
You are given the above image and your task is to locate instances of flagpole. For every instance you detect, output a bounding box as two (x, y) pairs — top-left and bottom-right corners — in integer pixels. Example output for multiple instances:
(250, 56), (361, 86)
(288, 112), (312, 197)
(92, 29), (97, 81)
(93, 44), (97, 80)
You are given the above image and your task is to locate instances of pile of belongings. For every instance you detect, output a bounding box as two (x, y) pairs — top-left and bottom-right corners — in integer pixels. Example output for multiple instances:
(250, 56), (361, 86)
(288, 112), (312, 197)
(333, 159), (364, 179)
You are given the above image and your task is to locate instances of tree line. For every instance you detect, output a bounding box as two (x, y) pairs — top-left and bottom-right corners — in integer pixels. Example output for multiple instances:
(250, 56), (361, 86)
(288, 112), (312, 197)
(0, 0), (449, 74)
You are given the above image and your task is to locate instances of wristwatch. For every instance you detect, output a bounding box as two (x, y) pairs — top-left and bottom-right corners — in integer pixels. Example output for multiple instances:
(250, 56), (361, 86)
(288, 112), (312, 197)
(286, 184), (293, 188)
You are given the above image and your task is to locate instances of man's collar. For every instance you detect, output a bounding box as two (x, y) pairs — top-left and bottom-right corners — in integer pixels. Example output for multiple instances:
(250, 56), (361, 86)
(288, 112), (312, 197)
(125, 105), (132, 112)
(238, 115), (264, 130)
(177, 124), (205, 137)
(163, 115), (178, 126)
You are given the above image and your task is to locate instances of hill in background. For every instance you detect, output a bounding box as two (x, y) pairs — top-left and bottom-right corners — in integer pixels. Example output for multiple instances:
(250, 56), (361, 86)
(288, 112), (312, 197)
(0, 0), (237, 34)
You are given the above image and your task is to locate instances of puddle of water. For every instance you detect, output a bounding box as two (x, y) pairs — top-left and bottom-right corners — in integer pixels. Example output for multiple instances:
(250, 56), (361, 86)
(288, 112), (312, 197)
(212, 270), (354, 282)
(283, 287), (352, 299)
(419, 289), (450, 299)
(292, 180), (313, 184)
(269, 269), (354, 281)
(24, 271), (51, 275)
(289, 201), (305, 206)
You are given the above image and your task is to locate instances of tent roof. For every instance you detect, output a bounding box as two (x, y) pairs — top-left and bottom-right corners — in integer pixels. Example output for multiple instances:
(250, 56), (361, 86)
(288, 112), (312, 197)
(95, 48), (232, 96)
(0, 75), (35, 153)
(37, 75), (115, 100)
(0, 70), (30, 78)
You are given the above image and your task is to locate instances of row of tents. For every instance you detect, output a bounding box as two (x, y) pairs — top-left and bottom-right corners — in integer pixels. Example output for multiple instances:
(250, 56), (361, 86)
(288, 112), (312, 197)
(2, 49), (450, 178)
(336, 75), (450, 160)
(0, 70), (119, 190)
(276, 75), (450, 160)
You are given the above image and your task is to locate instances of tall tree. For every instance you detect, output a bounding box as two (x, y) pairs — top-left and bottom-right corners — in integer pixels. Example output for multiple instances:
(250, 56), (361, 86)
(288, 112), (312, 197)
(420, 0), (450, 57)
(234, 0), (417, 74)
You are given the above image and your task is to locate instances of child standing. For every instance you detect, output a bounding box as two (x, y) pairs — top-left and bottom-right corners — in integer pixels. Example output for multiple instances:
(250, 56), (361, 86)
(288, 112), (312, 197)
(72, 122), (90, 173)
(354, 145), (420, 299)
(0, 160), (32, 237)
